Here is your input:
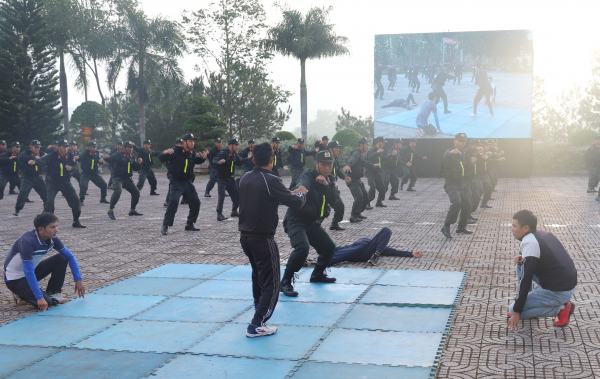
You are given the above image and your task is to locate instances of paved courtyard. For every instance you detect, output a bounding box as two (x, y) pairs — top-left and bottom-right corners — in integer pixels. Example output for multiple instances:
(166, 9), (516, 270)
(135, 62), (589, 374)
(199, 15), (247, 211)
(0, 173), (599, 378)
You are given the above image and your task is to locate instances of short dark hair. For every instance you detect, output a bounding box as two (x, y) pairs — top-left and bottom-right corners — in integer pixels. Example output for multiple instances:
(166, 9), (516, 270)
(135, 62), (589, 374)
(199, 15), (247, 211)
(252, 142), (273, 167)
(512, 209), (537, 232)
(34, 213), (58, 231)
(428, 92), (436, 100)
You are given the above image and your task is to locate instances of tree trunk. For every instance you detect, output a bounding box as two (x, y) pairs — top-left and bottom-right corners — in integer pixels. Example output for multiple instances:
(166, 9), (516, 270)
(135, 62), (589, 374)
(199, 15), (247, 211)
(92, 57), (105, 107)
(138, 56), (145, 145)
(59, 50), (70, 141)
(300, 58), (307, 141)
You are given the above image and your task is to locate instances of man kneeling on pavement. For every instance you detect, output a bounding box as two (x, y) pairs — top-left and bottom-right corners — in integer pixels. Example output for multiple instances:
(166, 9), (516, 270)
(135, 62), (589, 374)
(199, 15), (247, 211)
(4, 213), (85, 311)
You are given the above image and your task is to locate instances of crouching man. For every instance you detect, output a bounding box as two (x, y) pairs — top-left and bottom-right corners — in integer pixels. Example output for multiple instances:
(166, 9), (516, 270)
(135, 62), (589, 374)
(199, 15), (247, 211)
(506, 210), (577, 330)
(4, 213), (85, 311)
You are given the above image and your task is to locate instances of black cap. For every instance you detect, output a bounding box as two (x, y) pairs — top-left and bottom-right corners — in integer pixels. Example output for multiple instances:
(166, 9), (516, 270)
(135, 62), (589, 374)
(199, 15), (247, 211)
(394, 138), (402, 144)
(88, 141), (98, 147)
(30, 140), (42, 147)
(58, 139), (70, 147)
(0, 140), (6, 145)
(214, 138), (222, 143)
(454, 133), (467, 141)
(123, 141), (135, 147)
(228, 138), (239, 145)
(11, 141), (20, 147)
(117, 141), (123, 146)
(315, 150), (335, 162)
(327, 140), (342, 148)
(358, 137), (370, 145)
(52, 141), (58, 145)
(272, 137), (280, 143)
(175, 139), (182, 144)
(409, 138), (417, 143)
(143, 140), (152, 145)
(374, 136), (386, 143)
(297, 138), (305, 144)
(248, 139), (255, 144)
(321, 136), (329, 140)
(70, 141), (78, 146)
(182, 133), (197, 141)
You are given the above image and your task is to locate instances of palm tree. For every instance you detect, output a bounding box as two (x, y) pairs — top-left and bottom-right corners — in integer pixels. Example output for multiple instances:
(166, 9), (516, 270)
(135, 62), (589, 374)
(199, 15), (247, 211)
(109, 6), (186, 144)
(263, 6), (349, 140)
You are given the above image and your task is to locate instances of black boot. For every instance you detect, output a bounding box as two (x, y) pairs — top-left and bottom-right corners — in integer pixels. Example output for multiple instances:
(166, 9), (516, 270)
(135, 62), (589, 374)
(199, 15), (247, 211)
(389, 195), (400, 200)
(217, 214), (228, 221)
(406, 187), (416, 192)
(456, 226), (473, 234)
(368, 252), (381, 266)
(80, 200), (84, 206)
(310, 268), (336, 283)
(108, 210), (116, 220)
(129, 210), (143, 216)
(185, 224), (200, 231)
(329, 222), (345, 231)
(72, 220), (86, 228)
(365, 203), (373, 210)
(375, 201), (387, 207)
(441, 226), (452, 238)
(280, 278), (298, 297)
(349, 216), (363, 223)
(357, 214), (367, 220)
(231, 209), (240, 217)
(150, 191), (160, 196)
(100, 198), (110, 204)
(204, 191), (211, 198)
(161, 225), (168, 235)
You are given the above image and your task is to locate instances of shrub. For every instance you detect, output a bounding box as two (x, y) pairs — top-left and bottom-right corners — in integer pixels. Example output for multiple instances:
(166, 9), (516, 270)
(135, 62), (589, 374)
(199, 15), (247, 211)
(568, 129), (598, 147)
(332, 129), (362, 149)
(533, 141), (586, 172)
(275, 131), (296, 141)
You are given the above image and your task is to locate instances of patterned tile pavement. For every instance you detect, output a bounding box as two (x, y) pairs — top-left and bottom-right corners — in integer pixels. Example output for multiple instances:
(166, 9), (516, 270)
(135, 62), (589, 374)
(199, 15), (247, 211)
(0, 173), (598, 378)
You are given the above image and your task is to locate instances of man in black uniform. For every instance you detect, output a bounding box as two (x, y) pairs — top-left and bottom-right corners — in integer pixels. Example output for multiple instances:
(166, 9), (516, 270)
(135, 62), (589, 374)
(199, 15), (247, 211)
(0, 142), (21, 199)
(6, 142), (22, 195)
(0, 141), (7, 154)
(432, 64), (455, 114)
(411, 63), (421, 93)
(204, 138), (223, 197)
(399, 138), (427, 191)
(280, 150), (339, 297)
(475, 144), (493, 209)
(585, 136), (600, 193)
(107, 141), (123, 190)
(238, 142), (307, 337)
(343, 137), (379, 222)
(288, 138), (317, 190)
(387, 65), (397, 91)
(164, 138), (184, 206)
(159, 133), (207, 235)
(36, 140), (85, 228)
(133, 140), (160, 195)
(214, 138), (249, 221)
(382, 138), (402, 200)
(374, 63), (385, 100)
(327, 140), (350, 231)
(239, 139), (256, 174)
(453, 62), (463, 85)
(270, 137), (287, 177)
(68, 142), (81, 184)
(105, 141), (143, 220)
(79, 141), (109, 205)
(14, 140), (47, 216)
(46, 141), (58, 155)
(441, 133), (472, 238)
(366, 136), (387, 208)
(471, 62), (494, 117)
(315, 136), (329, 152)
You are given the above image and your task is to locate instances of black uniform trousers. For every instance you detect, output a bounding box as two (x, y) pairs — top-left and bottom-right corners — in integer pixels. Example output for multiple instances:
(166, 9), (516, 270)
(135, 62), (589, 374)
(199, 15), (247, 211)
(444, 183), (471, 228)
(289, 166), (303, 190)
(137, 169), (157, 192)
(400, 166), (418, 189)
(331, 190), (345, 224)
(16, 175), (47, 211)
(205, 166), (218, 193)
(110, 177), (140, 210)
(45, 179), (81, 222)
(79, 172), (108, 202)
(374, 79), (384, 98)
(479, 176), (493, 205)
(5, 254), (68, 308)
(473, 89), (493, 114)
(589, 166), (600, 190)
(282, 216), (336, 279)
(163, 179), (200, 226)
(216, 176), (239, 215)
(347, 180), (368, 216)
(240, 235), (280, 326)
(433, 85), (449, 110)
(8, 172), (21, 192)
(382, 170), (399, 196)
(367, 173), (386, 203)
(412, 77), (420, 92)
(470, 181), (481, 212)
(0, 173), (9, 199)
(71, 168), (81, 183)
(107, 166), (114, 188)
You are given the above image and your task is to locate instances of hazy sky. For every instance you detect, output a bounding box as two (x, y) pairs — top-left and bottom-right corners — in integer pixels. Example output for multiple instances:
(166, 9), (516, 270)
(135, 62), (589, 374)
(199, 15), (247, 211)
(65, 0), (600, 132)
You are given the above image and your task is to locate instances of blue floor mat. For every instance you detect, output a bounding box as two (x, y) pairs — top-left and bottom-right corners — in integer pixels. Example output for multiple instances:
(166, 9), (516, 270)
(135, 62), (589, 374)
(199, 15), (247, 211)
(293, 361), (433, 379)
(309, 328), (443, 366)
(376, 270), (465, 288)
(135, 297), (251, 323)
(150, 355), (298, 379)
(177, 279), (254, 300)
(280, 282), (368, 303)
(297, 267), (383, 285)
(138, 263), (232, 279)
(95, 277), (202, 296)
(360, 285), (459, 306)
(234, 301), (351, 327)
(39, 293), (165, 319)
(0, 346), (59, 377)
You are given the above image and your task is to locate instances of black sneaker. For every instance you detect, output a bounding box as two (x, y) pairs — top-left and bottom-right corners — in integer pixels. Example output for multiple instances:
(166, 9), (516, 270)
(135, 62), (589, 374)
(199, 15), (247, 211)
(204, 191), (211, 198)
(329, 223), (345, 231)
(368, 252), (381, 266)
(13, 211), (18, 216)
(349, 216), (363, 223)
(456, 227), (473, 234)
(406, 188), (416, 192)
(365, 204), (373, 210)
(129, 210), (143, 216)
(246, 324), (277, 338)
(185, 224), (200, 231)
(310, 269), (336, 283)
(375, 201), (387, 207)
(388, 195), (400, 200)
(441, 226), (452, 238)
(72, 221), (86, 228)
(100, 199), (110, 204)
(80, 200), (84, 206)
(357, 214), (367, 220)
(466, 219), (476, 225)
(280, 279), (298, 297)
(108, 211), (116, 220)
(231, 210), (240, 217)
(150, 192), (160, 196)
(217, 214), (228, 221)
(161, 225), (168, 235)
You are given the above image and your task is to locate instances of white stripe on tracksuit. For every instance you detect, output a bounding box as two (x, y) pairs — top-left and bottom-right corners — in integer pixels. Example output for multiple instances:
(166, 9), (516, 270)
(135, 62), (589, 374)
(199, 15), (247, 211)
(261, 238), (280, 326)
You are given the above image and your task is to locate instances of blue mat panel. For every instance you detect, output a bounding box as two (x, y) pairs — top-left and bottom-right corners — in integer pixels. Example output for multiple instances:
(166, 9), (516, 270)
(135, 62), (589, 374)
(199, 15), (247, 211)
(0, 315), (116, 347)
(212, 265), (254, 280)
(135, 297), (251, 323)
(280, 282), (368, 303)
(234, 302), (351, 327)
(96, 277), (202, 296)
(150, 355), (298, 379)
(377, 270), (464, 288)
(297, 267), (383, 285)
(338, 304), (452, 333)
(178, 280), (254, 300)
(75, 320), (218, 353)
(39, 294), (165, 319)
(189, 323), (328, 360)
(309, 328), (443, 366)
(293, 361), (432, 379)
(6, 349), (173, 379)
(0, 346), (59, 377)
(138, 263), (232, 279)
(360, 285), (458, 306)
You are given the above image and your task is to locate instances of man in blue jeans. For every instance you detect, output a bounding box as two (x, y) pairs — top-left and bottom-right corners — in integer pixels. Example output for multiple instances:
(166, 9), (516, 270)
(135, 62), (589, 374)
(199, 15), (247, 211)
(506, 210), (577, 330)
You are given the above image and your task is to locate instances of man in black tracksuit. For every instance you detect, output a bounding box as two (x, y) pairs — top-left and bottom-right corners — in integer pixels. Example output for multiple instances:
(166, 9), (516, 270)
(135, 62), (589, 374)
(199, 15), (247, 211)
(411, 64), (420, 93)
(14, 141), (47, 216)
(288, 138), (317, 190)
(105, 141), (143, 220)
(68, 142), (81, 184)
(214, 138), (248, 221)
(79, 141), (109, 205)
(585, 136), (600, 192)
(399, 138), (427, 191)
(374, 63), (385, 100)
(204, 138), (223, 197)
(315, 136), (329, 152)
(270, 137), (287, 177)
(441, 133), (472, 238)
(164, 138), (184, 207)
(107, 141), (123, 189)
(134, 140), (161, 195)
(453, 62), (463, 85)
(327, 140), (348, 231)
(159, 133), (207, 235)
(238, 142), (307, 337)
(281, 151), (339, 297)
(343, 137), (379, 222)
(237, 139), (255, 189)
(432, 64), (455, 113)
(0, 142), (21, 199)
(366, 136), (387, 208)
(471, 62), (494, 117)
(381, 139), (402, 200)
(36, 140), (85, 228)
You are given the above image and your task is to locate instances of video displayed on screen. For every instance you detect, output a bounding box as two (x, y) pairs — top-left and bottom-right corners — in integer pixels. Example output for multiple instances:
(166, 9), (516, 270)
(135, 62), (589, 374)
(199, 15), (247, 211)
(374, 30), (533, 139)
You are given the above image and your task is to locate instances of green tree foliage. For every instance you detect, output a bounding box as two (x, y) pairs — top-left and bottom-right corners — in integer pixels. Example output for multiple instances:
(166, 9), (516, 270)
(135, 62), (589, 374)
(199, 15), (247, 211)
(275, 131), (296, 141)
(332, 129), (361, 149)
(335, 107), (374, 139)
(531, 75), (548, 140)
(183, 96), (226, 142)
(0, 0), (62, 144)
(263, 5), (349, 140)
(568, 129), (598, 147)
(70, 100), (110, 143)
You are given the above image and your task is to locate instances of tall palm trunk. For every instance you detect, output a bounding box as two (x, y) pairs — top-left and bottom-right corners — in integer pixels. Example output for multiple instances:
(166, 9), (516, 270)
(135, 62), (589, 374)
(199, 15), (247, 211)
(300, 58), (307, 141)
(138, 56), (146, 145)
(59, 50), (70, 140)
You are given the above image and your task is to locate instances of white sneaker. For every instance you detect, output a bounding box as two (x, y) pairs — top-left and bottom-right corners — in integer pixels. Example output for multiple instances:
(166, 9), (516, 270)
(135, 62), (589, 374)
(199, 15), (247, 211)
(47, 294), (69, 305)
(470, 113), (477, 117)
(490, 114), (494, 118)
(246, 324), (277, 338)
